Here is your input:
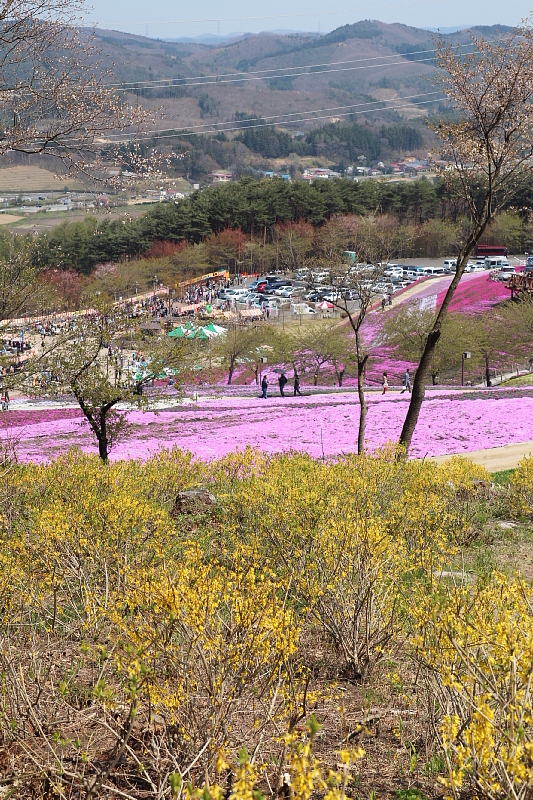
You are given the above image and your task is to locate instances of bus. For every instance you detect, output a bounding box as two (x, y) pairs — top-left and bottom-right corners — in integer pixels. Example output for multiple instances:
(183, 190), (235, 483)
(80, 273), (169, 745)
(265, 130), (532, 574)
(475, 244), (509, 258)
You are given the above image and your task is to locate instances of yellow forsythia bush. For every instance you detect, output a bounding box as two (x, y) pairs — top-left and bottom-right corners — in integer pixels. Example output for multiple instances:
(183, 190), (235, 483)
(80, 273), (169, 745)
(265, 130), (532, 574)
(510, 456), (533, 518)
(0, 448), (491, 798)
(414, 572), (533, 800)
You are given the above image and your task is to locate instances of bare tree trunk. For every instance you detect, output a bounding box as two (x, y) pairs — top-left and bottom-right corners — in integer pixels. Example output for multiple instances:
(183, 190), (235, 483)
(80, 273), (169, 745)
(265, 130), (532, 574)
(485, 354), (492, 387)
(227, 356), (235, 385)
(357, 363), (368, 456)
(99, 410), (109, 463)
(399, 224), (486, 453)
(356, 326), (369, 454)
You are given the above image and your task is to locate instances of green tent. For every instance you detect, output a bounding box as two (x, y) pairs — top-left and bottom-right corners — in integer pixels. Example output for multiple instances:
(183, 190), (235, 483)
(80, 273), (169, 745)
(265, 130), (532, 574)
(205, 322), (217, 333)
(169, 326), (186, 338)
(195, 328), (209, 340)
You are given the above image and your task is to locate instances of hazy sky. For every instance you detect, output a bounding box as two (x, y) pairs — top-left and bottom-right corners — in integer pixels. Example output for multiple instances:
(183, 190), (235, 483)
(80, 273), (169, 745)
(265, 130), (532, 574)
(86, 0), (532, 38)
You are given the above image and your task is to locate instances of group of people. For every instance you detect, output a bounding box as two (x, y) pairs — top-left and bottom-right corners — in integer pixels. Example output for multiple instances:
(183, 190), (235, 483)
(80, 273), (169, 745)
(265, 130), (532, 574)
(381, 293), (393, 312)
(381, 369), (412, 394)
(260, 373), (302, 399)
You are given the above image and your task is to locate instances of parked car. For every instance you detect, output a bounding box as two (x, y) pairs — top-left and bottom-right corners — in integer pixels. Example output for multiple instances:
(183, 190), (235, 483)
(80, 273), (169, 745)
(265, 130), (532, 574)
(497, 264), (516, 281)
(342, 289), (358, 300)
(249, 279), (268, 292)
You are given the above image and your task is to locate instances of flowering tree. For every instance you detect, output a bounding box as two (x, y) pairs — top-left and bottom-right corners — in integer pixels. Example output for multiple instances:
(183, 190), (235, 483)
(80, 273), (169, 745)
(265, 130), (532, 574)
(0, 0), (143, 168)
(33, 308), (186, 461)
(400, 23), (533, 450)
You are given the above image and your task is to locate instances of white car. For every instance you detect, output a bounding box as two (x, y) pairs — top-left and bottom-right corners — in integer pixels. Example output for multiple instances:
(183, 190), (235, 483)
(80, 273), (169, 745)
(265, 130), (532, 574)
(291, 302), (316, 315)
(498, 265), (517, 282)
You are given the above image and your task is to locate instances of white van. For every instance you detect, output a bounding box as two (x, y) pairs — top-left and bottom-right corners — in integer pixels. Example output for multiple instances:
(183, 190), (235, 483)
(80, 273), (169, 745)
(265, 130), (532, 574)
(425, 266), (447, 276)
(443, 258), (457, 272)
(485, 257), (510, 270)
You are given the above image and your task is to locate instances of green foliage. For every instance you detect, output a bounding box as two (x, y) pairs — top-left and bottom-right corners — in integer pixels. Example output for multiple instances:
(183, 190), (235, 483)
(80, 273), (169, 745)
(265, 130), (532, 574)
(394, 789), (429, 800)
(236, 119), (421, 162)
(381, 123), (423, 151)
(491, 468), (516, 486)
(41, 176), (441, 272)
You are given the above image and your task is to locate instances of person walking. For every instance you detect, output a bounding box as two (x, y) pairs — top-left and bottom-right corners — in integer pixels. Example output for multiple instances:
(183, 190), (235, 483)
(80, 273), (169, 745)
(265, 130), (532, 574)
(401, 369), (412, 394)
(278, 373), (288, 397)
(382, 294), (387, 312)
(294, 375), (302, 396)
(388, 292), (393, 306)
(382, 372), (388, 394)
(261, 374), (268, 399)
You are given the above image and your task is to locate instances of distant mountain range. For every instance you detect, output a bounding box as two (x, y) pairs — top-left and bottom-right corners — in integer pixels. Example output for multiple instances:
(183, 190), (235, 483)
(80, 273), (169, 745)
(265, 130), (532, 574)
(91, 21), (511, 180)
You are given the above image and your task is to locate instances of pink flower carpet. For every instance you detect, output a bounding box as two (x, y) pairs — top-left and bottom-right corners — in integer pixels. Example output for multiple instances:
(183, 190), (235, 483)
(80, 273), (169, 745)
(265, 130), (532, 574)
(2, 386), (532, 463)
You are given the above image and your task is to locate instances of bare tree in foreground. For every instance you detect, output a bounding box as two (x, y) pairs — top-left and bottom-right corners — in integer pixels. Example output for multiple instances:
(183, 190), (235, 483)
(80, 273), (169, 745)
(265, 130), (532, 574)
(309, 216), (407, 454)
(399, 23), (533, 451)
(34, 309), (186, 461)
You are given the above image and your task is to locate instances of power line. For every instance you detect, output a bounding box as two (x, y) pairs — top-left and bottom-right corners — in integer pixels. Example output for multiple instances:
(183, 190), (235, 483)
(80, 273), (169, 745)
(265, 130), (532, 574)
(101, 95), (446, 144)
(113, 55), (439, 92)
(105, 91), (443, 138)
(111, 45), (464, 91)
(110, 40), (482, 93)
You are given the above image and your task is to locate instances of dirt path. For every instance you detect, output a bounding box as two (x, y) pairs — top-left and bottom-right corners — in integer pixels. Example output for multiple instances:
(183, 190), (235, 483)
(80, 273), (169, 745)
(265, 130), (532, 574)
(432, 441), (533, 472)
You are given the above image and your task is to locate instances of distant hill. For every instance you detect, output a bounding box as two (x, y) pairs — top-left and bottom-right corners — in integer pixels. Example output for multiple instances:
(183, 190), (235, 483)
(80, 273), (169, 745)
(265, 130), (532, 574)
(90, 21), (509, 179)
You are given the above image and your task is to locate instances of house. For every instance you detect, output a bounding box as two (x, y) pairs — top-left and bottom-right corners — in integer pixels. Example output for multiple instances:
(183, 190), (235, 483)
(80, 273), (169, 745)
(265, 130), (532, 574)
(208, 171), (233, 184)
(301, 168), (341, 183)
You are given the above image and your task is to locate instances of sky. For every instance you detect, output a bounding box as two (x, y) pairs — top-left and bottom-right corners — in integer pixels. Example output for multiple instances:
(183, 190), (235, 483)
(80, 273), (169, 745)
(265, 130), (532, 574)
(85, 0), (532, 39)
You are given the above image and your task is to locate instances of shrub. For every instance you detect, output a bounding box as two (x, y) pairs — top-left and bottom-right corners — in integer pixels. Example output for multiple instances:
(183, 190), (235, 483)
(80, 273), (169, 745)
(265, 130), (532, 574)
(413, 572), (533, 800)
(510, 456), (533, 518)
(0, 448), (494, 797)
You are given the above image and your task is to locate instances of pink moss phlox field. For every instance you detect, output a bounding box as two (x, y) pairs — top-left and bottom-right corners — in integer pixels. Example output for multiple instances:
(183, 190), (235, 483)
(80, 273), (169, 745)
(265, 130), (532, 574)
(436, 273), (510, 313)
(3, 388), (533, 463)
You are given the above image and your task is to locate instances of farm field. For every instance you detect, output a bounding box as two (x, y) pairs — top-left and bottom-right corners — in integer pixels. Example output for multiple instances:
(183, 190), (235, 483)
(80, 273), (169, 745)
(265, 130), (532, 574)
(0, 165), (85, 191)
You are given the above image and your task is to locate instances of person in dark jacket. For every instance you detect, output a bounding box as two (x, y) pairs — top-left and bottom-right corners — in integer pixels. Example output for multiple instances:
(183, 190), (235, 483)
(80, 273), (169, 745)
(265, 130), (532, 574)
(261, 375), (268, 399)
(293, 375), (302, 396)
(278, 373), (288, 396)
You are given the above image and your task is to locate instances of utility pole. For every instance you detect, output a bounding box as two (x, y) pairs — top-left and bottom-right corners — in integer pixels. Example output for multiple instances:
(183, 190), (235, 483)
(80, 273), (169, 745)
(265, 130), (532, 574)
(462, 351), (471, 386)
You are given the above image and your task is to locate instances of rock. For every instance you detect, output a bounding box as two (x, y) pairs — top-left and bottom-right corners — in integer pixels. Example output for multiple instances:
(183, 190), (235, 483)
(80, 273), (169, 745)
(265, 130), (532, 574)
(171, 489), (216, 518)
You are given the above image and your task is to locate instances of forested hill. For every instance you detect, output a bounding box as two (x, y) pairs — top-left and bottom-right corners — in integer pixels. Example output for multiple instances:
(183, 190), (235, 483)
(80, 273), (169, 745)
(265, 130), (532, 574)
(42, 175), (533, 274)
(235, 119), (423, 162)
(92, 21), (512, 161)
